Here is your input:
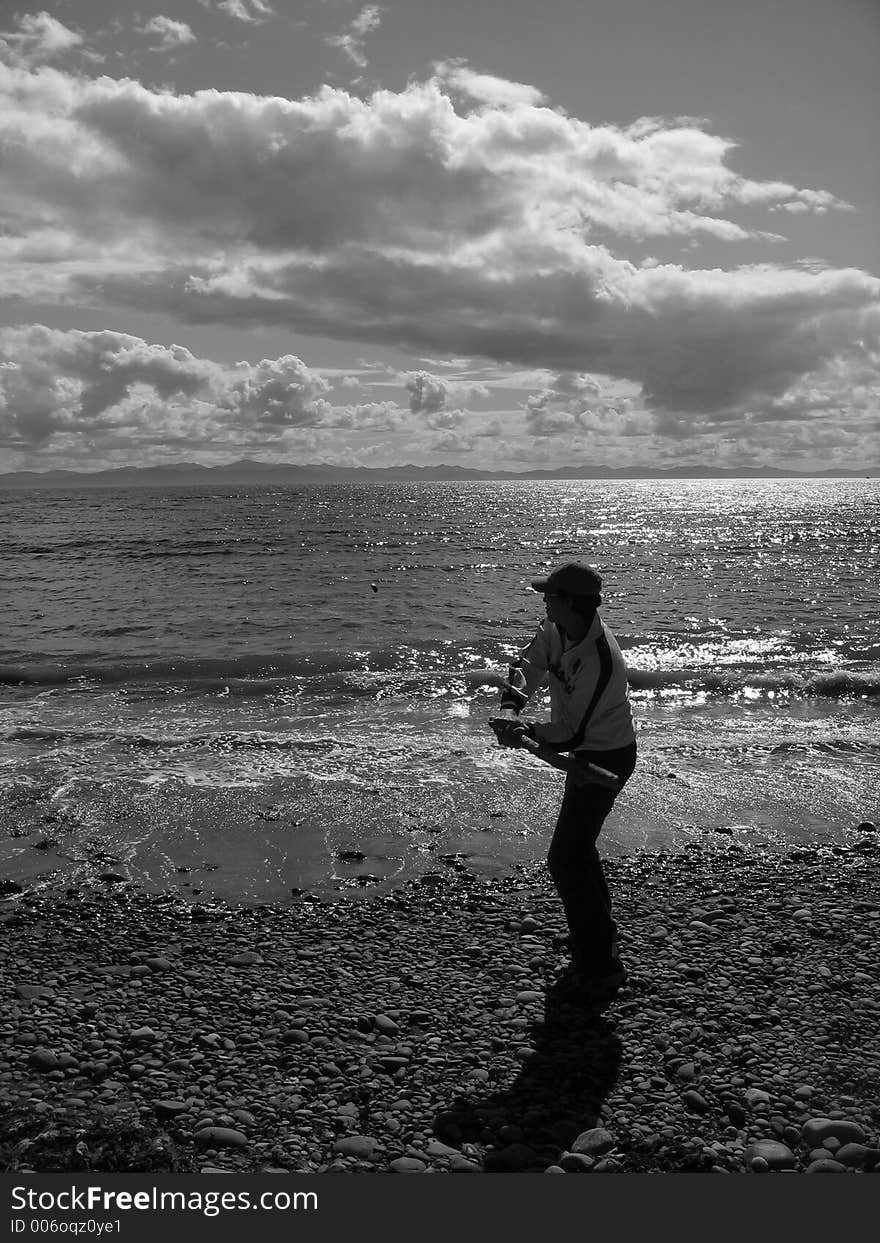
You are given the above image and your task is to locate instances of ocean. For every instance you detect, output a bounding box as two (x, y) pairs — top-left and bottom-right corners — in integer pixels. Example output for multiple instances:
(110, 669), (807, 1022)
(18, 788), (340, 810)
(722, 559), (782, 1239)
(1, 478), (877, 904)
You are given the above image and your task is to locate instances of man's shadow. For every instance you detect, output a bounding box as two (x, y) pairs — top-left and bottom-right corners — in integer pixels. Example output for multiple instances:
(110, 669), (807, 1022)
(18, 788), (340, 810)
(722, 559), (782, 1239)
(434, 978), (624, 1172)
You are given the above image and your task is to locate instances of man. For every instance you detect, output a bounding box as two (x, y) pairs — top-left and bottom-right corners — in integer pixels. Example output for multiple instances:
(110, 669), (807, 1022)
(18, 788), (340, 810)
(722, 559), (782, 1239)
(494, 561), (637, 1003)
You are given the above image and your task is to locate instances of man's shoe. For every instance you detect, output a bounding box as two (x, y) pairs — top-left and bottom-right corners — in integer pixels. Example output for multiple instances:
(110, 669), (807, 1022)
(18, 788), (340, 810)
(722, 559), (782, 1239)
(590, 965), (628, 992)
(579, 965), (628, 1001)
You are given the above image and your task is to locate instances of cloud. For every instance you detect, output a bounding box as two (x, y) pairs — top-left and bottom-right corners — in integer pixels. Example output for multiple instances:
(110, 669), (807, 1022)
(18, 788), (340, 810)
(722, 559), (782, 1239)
(137, 17), (197, 52)
(196, 0), (275, 23)
(430, 430), (475, 454)
(0, 11), (82, 67)
(214, 354), (332, 427)
(325, 4), (384, 70)
(433, 60), (546, 109)
(404, 371), (448, 415)
(524, 372), (639, 436)
(0, 326), (334, 449)
(403, 370), (489, 418)
(0, 326), (424, 466)
(0, 60), (877, 450)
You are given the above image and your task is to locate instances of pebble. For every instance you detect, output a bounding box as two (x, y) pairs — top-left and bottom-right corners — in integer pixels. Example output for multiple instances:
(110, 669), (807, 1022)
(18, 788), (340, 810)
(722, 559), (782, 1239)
(744, 1088), (771, 1107)
(194, 1127), (248, 1149)
(560, 1152), (595, 1172)
(28, 1048), (59, 1071)
(388, 1157), (426, 1173)
(154, 1100), (190, 1117)
(486, 1143), (537, 1172)
(804, 1158), (848, 1174)
(743, 1141), (796, 1170)
(834, 1144), (874, 1169)
(448, 1154), (482, 1173)
(801, 1118), (866, 1147)
(571, 1128), (614, 1157)
(4, 847), (879, 1178)
(333, 1136), (381, 1159)
(129, 1027), (158, 1044)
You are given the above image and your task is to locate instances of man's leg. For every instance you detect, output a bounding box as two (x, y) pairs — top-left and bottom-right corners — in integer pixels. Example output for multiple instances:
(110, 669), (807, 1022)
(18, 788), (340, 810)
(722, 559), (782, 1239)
(547, 775), (620, 979)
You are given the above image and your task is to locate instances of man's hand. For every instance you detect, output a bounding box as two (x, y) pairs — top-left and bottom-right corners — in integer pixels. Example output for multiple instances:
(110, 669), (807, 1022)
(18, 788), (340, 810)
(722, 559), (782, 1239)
(488, 717), (531, 748)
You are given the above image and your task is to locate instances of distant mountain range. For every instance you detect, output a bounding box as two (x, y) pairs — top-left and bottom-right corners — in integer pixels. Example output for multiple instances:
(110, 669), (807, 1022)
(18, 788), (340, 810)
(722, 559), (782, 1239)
(0, 460), (876, 488)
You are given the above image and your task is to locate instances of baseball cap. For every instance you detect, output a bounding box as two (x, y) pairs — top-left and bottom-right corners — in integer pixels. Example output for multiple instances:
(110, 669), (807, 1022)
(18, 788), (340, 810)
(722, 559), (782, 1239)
(530, 561), (602, 595)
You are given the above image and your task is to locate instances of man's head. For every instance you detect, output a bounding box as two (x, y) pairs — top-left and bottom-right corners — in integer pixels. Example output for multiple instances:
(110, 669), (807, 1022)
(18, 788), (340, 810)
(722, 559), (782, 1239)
(531, 561), (602, 618)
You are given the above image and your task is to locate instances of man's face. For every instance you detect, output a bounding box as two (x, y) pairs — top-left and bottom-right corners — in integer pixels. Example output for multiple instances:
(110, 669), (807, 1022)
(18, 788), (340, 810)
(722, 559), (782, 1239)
(543, 590), (586, 637)
(543, 590), (567, 625)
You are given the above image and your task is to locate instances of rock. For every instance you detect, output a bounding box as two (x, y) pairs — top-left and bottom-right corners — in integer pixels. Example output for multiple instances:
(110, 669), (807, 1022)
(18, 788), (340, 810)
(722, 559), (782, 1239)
(485, 1143), (538, 1172)
(0, 879), (23, 895)
(560, 1152), (595, 1172)
(744, 1088), (771, 1107)
(743, 1141), (796, 1170)
(388, 1157), (426, 1173)
(194, 1127), (248, 1149)
(229, 952), (264, 966)
(15, 985), (54, 1001)
(856, 821), (876, 832)
(145, 957), (172, 972)
(333, 1136), (381, 1160)
(448, 1154), (482, 1173)
(129, 1027), (158, 1044)
(518, 917), (539, 933)
(426, 1140), (461, 1158)
(571, 1127), (614, 1157)
(676, 1062), (696, 1081)
(374, 1014), (400, 1036)
(804, 1158), (847, 1173)
(834, 1143), (874, 1169)
(801, 1118), (866, 1147)
(682, 1090), (709, 1114)
(154, 1100), (189, 1118)
(515, 990), (543, 1003)
(28, 1048), (59, 1071)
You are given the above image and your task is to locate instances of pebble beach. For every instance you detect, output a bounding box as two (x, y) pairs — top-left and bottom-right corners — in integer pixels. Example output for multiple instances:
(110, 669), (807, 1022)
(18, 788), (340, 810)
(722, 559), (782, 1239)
(2, 833), (879, 1176)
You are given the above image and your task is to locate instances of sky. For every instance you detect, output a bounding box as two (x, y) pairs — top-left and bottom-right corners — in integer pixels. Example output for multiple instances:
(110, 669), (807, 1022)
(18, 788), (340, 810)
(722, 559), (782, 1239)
(0, 0), (878, 473)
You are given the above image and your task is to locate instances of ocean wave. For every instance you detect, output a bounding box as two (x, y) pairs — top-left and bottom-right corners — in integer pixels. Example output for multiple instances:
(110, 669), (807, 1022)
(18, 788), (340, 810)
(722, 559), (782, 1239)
(627, 668), (880, 697)
(4, 723), (878, 761)
(2, 726), (343, 752)
(1, 653), (877, 700)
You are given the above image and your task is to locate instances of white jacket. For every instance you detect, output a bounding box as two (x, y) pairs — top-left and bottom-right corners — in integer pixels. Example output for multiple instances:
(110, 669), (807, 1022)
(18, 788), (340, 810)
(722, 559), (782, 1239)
(516, 614), (635, 753)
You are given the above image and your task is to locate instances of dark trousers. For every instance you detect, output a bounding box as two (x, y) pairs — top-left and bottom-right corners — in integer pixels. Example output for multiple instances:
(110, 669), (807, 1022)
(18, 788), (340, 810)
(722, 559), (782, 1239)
(546, 741), (637, 977)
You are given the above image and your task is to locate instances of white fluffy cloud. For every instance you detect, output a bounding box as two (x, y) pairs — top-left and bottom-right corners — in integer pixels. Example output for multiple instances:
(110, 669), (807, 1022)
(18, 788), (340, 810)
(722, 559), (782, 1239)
(432, 60), (546, 109)
(0, 55), (877, 467)
(0, 326), (366, 452)
(196, 0), (274, 23)
(525, 373), (638, 437)
(0, 11), (82, 67)
(403, 370), (489, 425)
(404, 371), (449, 416)
(137, 17), (197, 52)
(326, 5), (384, 70)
